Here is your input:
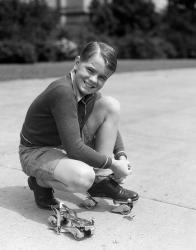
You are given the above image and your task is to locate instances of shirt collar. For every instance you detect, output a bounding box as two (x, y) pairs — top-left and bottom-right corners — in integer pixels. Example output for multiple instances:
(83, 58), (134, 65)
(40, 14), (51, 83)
(69, 70), (95, 104)
(70, 70), (83, 102)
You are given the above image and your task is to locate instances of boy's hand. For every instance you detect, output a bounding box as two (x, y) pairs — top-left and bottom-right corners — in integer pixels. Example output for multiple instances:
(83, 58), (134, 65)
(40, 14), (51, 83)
(110, 159), (132, 179)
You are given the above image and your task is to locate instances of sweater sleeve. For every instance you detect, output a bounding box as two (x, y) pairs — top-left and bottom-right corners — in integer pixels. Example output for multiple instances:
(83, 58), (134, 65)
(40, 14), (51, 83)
(50, 86), (112, 169)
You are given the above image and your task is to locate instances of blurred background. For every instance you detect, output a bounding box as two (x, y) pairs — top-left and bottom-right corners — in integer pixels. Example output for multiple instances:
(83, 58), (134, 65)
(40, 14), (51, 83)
(0, 0), (196, 79)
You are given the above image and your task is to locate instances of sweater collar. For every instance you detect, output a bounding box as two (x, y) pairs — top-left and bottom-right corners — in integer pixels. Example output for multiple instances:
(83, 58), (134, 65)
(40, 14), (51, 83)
(69, 71), (94, 104)
(70, 70), (83, 102)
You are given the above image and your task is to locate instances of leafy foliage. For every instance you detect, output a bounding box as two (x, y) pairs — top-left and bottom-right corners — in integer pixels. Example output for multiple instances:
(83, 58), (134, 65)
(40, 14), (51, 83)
(88, 0), (196, 58)
(1, 0), (196, 61)
(0, 40), (37, 63)
(89, 0), (173, 58)
(0, 0), (59, 42)
(162, 0), (196, 57)
(90, 0), (159, 36)
(0, 0), (78, 62)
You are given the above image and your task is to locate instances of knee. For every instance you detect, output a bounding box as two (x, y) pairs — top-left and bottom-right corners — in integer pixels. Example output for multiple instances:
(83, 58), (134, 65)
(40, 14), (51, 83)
(101, 96), (121, 120)
(73, 164), (95, 192)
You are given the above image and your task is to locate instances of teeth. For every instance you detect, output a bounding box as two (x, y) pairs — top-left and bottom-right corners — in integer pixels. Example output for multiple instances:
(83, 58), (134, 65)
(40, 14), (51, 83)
(85, 82), (92, 88)
(83, 81), (97, 89)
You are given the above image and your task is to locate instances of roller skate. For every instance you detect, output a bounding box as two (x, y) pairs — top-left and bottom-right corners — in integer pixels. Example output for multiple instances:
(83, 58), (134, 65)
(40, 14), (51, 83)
(48, 201), (95, 240)
(80, 175), (139, 215)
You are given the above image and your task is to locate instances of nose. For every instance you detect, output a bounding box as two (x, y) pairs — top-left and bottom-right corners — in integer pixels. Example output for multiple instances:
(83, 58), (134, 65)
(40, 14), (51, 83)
(89, 74), (98, 84)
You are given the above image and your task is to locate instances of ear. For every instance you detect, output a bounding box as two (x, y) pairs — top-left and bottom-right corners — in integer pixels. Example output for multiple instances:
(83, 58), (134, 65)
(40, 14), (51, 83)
(74, 56), (80, 70)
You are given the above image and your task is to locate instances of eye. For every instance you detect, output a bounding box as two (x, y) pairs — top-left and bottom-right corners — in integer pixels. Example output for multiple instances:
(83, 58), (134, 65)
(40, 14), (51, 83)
(87, 67), (95, 73)
(99, 75), (107, 82)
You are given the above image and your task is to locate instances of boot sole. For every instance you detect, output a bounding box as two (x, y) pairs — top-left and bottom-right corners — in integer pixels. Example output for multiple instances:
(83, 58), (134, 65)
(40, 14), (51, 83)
(88, 193), (139, 202)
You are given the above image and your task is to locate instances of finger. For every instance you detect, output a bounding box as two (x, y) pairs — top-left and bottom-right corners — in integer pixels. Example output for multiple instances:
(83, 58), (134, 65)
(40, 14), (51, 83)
(128, 168), (132, 175)
(128, 164), (132, 169)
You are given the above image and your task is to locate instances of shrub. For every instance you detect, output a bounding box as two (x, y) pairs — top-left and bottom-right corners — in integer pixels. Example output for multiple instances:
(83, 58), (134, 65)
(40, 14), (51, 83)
(0, 40), (37, 63)
(35, 41), (57, 62)
(0, 0), (59, 42)
(54, 38), (78, 60)
(35, 38), (78, 62)
(114, 33), (177, 59)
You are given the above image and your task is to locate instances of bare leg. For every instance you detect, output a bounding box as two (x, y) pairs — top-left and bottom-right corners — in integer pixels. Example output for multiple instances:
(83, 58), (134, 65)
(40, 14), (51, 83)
(41, 158), (95, 193)
(37, 96), (120, 191)
(85, 95), (120, 156)
(84, 95), (121, 177)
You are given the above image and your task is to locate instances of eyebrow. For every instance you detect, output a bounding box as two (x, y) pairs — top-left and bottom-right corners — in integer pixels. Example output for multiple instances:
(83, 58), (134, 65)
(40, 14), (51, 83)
(87, 63), (109, 79)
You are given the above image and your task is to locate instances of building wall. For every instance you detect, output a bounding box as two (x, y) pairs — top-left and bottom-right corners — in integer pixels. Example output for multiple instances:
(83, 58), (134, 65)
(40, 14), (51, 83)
(45, 0), (57, 8)
(21, 0), (167, 11)
(44, 0), (91, 12)
(20, 1), (168, 28)
(65, 0), (83, 11)
(58, 0), (91, 27)
(83, 0), (92, 12)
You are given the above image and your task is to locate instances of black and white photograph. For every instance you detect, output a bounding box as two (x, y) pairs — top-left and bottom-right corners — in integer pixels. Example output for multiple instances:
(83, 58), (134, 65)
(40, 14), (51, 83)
(0, 0), (196, 249)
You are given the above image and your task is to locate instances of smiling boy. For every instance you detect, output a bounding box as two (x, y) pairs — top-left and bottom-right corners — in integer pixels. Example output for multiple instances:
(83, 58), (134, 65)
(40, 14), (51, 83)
(19, 41), (139, 209)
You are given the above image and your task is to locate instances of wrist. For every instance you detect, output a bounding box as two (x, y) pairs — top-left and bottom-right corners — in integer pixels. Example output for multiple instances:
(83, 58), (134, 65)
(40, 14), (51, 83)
(118, 155), (127, 160)
(110, 159), (117, 171)
(115, 151), (127, 160)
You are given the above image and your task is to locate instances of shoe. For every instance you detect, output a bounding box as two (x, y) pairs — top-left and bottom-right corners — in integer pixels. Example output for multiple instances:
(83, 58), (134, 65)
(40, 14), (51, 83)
(88, 175), (139, 202)
(28, 176), (58, 209)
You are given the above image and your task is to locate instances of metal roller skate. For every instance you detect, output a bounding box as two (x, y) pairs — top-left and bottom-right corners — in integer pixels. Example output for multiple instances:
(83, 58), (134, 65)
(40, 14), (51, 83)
(112, 198), (133, 215)
(48, 201), (95, 240)
(80, 195), (133, 215)
(80, 175), (138, 215)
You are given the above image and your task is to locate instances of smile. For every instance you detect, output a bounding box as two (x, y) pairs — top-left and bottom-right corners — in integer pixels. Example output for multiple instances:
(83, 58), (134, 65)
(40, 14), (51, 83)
(84, 81), (96, 89)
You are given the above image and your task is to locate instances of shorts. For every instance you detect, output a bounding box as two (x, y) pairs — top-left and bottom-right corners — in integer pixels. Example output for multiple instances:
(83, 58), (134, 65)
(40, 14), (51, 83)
(18, 125), (96, 182)
(19, 144), (68, 182)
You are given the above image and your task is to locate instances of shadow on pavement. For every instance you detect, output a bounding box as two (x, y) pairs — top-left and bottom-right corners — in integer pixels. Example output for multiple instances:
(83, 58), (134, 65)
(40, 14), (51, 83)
(0, 186), (111, 225)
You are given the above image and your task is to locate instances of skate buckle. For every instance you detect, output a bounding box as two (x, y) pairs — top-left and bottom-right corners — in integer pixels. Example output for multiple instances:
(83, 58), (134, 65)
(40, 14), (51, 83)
(48, 201), (95, 240)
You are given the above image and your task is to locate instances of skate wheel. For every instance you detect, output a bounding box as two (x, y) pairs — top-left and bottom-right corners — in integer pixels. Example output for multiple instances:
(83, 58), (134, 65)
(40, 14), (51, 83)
(79, 198), (97, 209)
(127, 198), (132, 204)
(48, 215), (57, 226)
(64, 227), (85, 240)
(111, 204), (131, 215)
(73, 229), (85, 240)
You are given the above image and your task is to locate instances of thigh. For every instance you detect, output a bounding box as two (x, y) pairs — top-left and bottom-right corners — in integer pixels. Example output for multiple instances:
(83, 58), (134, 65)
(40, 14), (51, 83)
(19, 144), (67, 181)
(52, 158), (95, 192)
(19, 144), (95, 192)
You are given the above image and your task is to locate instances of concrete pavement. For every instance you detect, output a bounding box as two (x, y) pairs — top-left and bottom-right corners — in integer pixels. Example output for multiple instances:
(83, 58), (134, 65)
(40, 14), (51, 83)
(0, 68), (196, 250)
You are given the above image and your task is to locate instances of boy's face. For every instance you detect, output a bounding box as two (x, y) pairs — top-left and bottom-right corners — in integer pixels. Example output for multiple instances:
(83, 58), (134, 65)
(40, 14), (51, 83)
(73, 53), (113, 96)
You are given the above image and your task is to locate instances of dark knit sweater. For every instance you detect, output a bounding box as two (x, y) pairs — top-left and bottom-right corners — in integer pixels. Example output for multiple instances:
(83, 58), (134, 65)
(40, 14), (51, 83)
(20, 74), (125, 169)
